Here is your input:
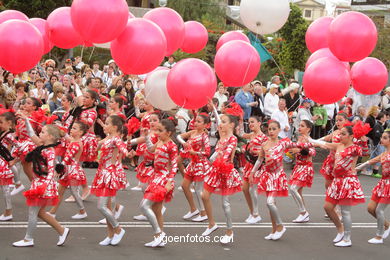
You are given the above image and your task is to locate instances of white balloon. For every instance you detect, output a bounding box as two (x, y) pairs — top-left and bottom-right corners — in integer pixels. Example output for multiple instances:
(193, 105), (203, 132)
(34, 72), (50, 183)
(94, 42), (111, 49)
(145, 70), (177, 111)
(240, 0), (290, 34)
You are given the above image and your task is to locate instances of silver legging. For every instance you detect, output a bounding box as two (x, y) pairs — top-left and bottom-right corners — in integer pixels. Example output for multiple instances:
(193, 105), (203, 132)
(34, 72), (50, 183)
(267, 196), (282, 225)
(249, 184), (259, 216)
(290, 185), (306, 213)
(140, 199), (161, 234)
(222, 196), (233, 230)
(376, 203), (388, 237)
(11, 165), (21, 185)
(97, 197), (119, 228)
(69, 186), (84, 210)
(194, 181), (205, 212)
(25, 206), (40, 240)
(340, 205), (352, 241)
(1, 185), (12, 210)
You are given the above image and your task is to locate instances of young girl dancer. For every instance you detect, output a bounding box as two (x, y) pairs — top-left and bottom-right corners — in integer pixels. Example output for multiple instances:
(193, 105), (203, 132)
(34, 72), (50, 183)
(141, 119), (178, 247)
(310, 125), (367, 247)
(202, 114), (242, 244)
(48, 121), (89, 219)
(0, 112), (17, 221)
(91, 115), (128, 246)
(178, 114), (211, 222)
(289, 120), (316, 223)
(13, 119), (69, 247)
(242, 116), (267, 224)
(251, 120), (311, 241)
(356, 130), (390, 244)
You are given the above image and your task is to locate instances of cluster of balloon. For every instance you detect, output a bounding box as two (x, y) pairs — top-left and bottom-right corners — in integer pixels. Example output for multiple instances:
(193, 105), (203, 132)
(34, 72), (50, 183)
(304, 11), (383, 103)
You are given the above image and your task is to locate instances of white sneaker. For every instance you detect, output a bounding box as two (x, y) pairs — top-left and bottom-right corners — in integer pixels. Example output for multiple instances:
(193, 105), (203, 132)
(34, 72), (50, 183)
(244, 214), (252, 222)
(114, 205), (124, 220)
(151, 232), (166, 247)
(220, 233), (234, 244)
(0, 214), (13, 221)
(246, 215), (262, 224)
(10, 185), (25, 196)
(99, 237), (112, 246)
(368, 237), (383, 244)
(333, 232), (344, 243)
(190, 188), (195, 193)
(201, 225), (218, 236)
(13, 239), (34, 247)
(57, 228), (70, 246)
(131, 186), (142, 191)
(334, 240), (352, 247)
(183, 209), (199, 220)
(264, 233), (274, 240)
(133, 214), (148, 221)
(46, 212), (56, 218)
(272, 227), (286, 240)
(292, 212), (310, 223)
(178, 186), (183, 191)
(162, 206), (166, 215)
(71, 212), (87, 220)
(111, 228), (125, 245)
(192, 215), (208, 222)
(383, 228), (390, 239)
(65, 196), (76, 202)
(99, 218), (107, 224)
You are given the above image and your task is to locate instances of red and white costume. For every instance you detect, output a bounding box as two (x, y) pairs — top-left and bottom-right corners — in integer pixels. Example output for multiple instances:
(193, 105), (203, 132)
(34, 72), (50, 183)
(0, 132), (17, 185)
(371, 152), (390, 204)
(79, 108), (98, 162)
(326, 144), (365, 205)
(182, 132), (212, 182)
(257, 138), (308, 197)
(24, 148), (59, 207)
(320, 132), (341, 181)
(91, 136), (128, 197)
(59, 142), (86, 187)
(135, 134), (158, 183)
(144, 141), (178, 203)
(12, 117), (39, 161)
(204, 135), (242, 195)
(55, 110), (73, 157)
(242, 133), (268, 183)
(289, 143), (316, 188)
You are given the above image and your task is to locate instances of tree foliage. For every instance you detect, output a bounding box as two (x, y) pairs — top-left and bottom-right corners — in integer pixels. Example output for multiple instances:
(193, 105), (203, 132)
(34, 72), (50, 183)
(3, 0), (71, 18)
(371, 23), (390, 69)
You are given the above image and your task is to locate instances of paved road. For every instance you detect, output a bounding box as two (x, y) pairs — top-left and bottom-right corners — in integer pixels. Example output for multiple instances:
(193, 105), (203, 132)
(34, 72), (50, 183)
(1, 163), (389, 260)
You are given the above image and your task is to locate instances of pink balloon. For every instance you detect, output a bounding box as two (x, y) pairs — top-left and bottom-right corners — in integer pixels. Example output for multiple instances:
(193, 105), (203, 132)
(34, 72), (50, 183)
(214, 40), (260, 87)
(0, 20), (43, 74)
(145, 66), (170, 83)
(328, 11), (377, 62)
(71, 0), (129, 44)
(111, 18), (167, 75)
(303, 57), (350, 104)
(305, 16), (333, 53)
(47, 7), (84, 49)
(30, 18), (54, 54)
(167, 58), (217, 110)
(351, 57), (388, 95)
(144, 7), (185, 56)
(306, 48), (350, 71)
(181, 21), (208, 54)
(216, 31), (250, 52)
(0, 10), (29, 24)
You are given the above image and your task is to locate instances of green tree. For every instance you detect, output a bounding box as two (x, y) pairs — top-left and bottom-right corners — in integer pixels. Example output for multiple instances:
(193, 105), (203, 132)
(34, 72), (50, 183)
(371, 23), (390, 69)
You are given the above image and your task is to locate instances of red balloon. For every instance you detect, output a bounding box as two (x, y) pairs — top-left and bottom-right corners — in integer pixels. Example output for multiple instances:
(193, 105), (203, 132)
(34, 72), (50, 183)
(306, 48), (350, 71)
(71, 0), (129, 44)
(0, 20), (43, 74)
(111, 18), (167, 75)
(47, 7), (84, 49)
(328, 11), (377, 62)
(181, 21), (208, 54)
(144, 7), (185, 56)
(214, 40), (260, 87)
(216, 31), (250, 51)
(30, 18), (54, 54)
(303, 57), (350, 104)
(351, 57), (388, 95)
(305, 16), (333, 53)
(0, 10), (28, 24)
(167, 58), (217, 110)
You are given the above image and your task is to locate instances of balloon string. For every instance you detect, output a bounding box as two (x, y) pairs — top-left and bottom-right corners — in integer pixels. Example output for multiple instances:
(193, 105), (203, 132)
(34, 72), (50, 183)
(80, 46), (85, 61)
(88, 47), (95, 63)
(242, 52), (254, 86)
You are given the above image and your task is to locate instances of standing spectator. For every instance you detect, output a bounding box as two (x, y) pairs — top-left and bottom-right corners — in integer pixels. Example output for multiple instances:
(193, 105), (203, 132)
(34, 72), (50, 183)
(295, 99), (318, 133)
(12, 82), (28, 110)
(365, 106), (380, 142)
(44, 65), (54, 80)
(251, 80), (265, 119)
(45, 75), (58, 93)
(108, 59), (121, 76)
(213, 83), (228, 111)
(102, 66), (115, 87)
(264, 84), (279, 118)
(92, 61), (103, 78)
(62, 74), (75, 94)
(351, 106), (367, 122)
(26, 69), (39, 91)
(82, 68), (93, 86)
(2, 71), (15, 94)
(30, 78), (48, 104)
(323, 102), (339, 133)
(283, 82), (300, 112)
(381, 87), (390, 111)
(271, 98), (290, 139)
(48, 82), (65, 113)
(235, 84), (257, 132)
(366, 111), (386, 177)
(312, 103), (328, 139)
(163, 56), (176, 69)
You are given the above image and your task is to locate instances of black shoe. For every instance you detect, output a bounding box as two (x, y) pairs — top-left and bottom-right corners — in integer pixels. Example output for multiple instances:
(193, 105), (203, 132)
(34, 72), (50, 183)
(82, 162), (91, 168)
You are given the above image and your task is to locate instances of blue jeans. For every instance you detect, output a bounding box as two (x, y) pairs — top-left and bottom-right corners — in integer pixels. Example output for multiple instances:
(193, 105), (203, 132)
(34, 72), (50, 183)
(368, 144), (385, 171)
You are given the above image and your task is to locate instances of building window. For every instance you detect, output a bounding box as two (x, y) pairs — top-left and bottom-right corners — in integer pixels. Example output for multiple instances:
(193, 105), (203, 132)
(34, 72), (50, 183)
(304, 9), (312, 18)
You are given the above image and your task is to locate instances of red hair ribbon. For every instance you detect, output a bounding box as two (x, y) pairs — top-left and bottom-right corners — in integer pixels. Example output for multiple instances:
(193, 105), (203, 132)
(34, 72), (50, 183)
(224, 102), (243, 118)
(352, 120), (371, 139)
(125, 117), (141, 136)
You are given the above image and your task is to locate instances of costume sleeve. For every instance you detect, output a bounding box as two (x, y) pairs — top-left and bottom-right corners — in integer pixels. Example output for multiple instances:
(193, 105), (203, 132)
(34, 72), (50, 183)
(63, 143), (80, 165)
(80, 110), (97, 128)
(199, 133), (211, 157)
(114, 137), (128, 155)
(167, 143), (178, 181)
(222, 136), (237, 161)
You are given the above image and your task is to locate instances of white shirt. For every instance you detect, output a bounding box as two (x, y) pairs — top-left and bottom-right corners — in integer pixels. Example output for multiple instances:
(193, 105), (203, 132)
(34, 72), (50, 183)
(102, 73), (114, 87)
(163, 61), (176, 69)
(271, 109), (290, 139)
(176, 108), (191, 134)
(264, 92), (279, 117)
(213, 92), (228, 111)
(323, 103), (339, 120)
(92, 69), (103, 79)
